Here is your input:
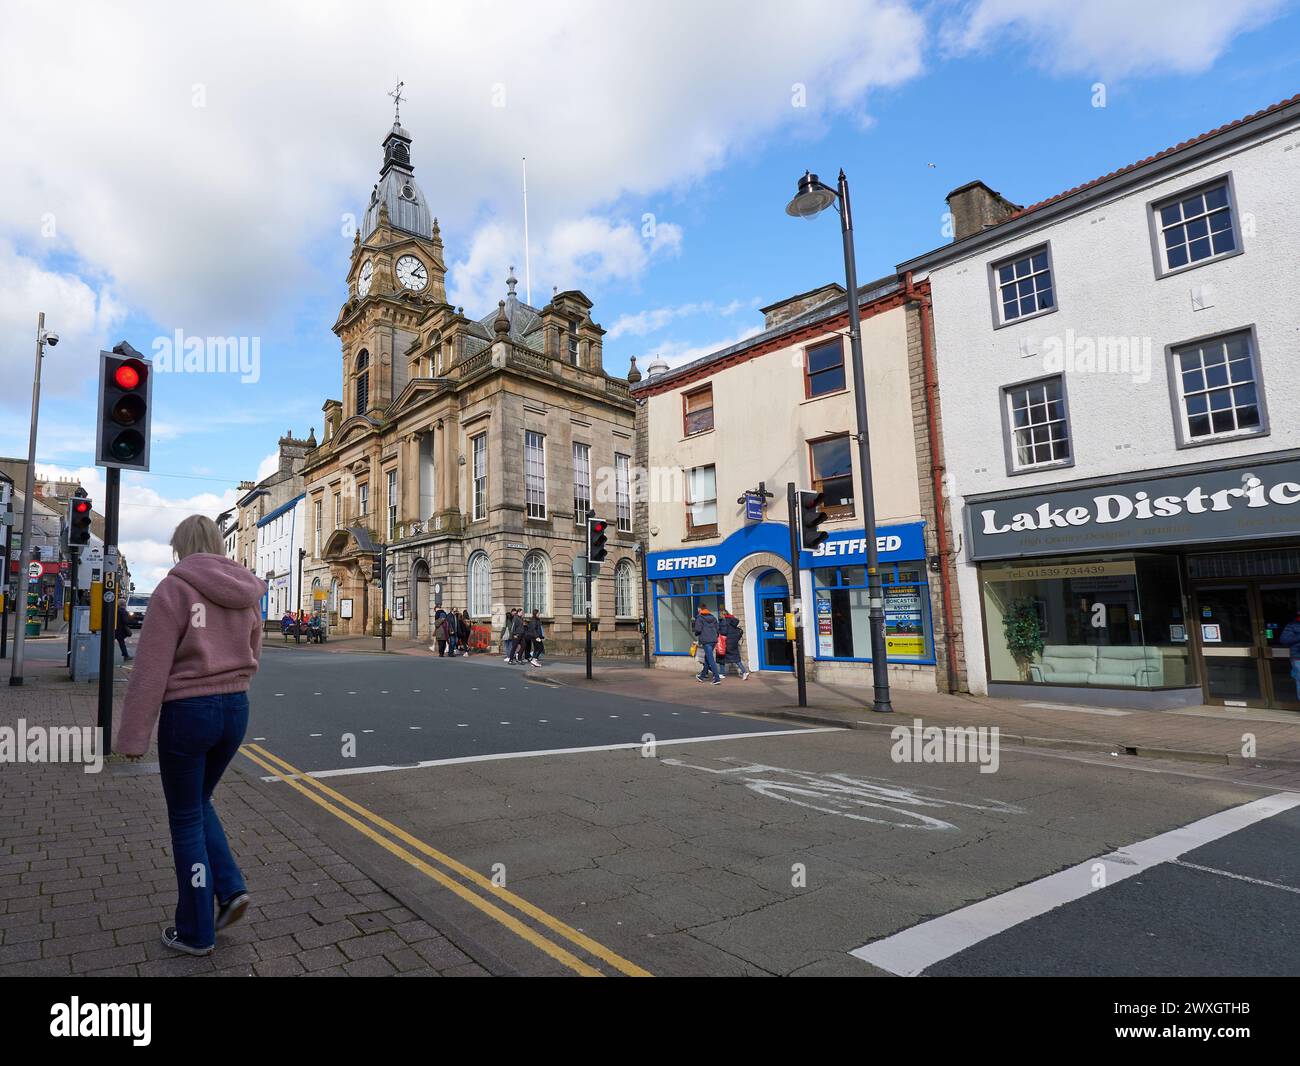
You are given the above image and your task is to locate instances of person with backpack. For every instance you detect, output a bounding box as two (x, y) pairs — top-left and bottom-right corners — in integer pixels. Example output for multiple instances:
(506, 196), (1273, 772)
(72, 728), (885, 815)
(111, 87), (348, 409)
(456, 609), (471, 655)
(431, 609), (449, 656)
(718, 609), (750, 680)
(526, 610), (544, 667)
(692, 605), (722, 685)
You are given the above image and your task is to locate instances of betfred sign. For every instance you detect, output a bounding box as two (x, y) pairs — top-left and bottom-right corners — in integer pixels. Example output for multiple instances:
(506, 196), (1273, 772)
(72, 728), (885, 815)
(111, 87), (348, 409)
(965, 456), (1300, 561)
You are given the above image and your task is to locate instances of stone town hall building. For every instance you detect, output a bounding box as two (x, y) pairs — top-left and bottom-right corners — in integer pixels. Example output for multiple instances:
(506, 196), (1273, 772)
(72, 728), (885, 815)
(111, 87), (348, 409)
(298, 116), (643, 654)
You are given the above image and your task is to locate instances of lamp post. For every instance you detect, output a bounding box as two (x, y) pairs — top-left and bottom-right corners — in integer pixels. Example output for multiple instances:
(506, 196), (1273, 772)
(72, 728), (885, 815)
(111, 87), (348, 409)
(9, 313), (58, 687)
(785, 170), (892, 713)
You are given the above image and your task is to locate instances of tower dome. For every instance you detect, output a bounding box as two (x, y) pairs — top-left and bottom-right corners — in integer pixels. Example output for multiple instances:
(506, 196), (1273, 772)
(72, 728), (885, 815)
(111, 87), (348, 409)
(361, 121), (433, 240)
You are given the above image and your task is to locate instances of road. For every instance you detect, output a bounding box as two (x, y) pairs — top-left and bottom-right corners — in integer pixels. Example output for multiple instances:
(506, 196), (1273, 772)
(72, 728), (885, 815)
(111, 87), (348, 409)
(227, 647), (1300, 975)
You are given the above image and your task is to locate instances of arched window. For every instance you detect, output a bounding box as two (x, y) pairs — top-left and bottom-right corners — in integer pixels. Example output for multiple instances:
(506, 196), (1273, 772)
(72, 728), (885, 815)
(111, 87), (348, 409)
(571, 555), (591, 616)
(523, 551), (549, 615)
(355, 349), (370, 415)
(614, 559), (636, 618)
(468, 552), (491, 618)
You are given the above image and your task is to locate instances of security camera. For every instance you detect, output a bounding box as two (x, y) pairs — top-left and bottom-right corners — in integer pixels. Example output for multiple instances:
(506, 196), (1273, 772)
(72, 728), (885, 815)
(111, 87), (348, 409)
(43, 331), (59, 347)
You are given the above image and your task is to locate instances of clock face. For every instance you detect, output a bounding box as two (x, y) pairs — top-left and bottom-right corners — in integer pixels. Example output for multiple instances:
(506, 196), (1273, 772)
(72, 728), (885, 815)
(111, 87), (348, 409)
(357, 260), (373, 298)
(396, 254), (428, 292)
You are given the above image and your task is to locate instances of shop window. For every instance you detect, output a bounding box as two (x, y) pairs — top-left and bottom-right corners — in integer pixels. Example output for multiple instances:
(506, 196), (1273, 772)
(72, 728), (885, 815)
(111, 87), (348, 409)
(979, 554), (1192, 689)
(653, 574), (725, 654)
(683, 385), (714, 436)
(810, 435), (854, 517)
(813, 564), (932, 662)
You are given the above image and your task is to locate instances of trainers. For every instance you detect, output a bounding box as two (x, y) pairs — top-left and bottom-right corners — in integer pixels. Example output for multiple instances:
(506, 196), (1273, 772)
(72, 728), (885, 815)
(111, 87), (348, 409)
(711, 678), (722, 685)
(742, 672), (750, 680)
(162, 926), (213, 956)
(530, 658), (540, 667)
(215, 891), (250, 931)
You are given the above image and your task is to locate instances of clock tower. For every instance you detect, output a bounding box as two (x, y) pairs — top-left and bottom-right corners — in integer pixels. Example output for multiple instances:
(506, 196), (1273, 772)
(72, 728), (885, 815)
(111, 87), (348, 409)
(337, 94), (447, 417)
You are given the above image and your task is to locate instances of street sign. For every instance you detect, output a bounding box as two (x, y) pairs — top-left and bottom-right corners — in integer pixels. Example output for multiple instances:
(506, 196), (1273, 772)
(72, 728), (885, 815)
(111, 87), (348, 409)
(27, 562), (42, 580)
(744, 493), (764, 521)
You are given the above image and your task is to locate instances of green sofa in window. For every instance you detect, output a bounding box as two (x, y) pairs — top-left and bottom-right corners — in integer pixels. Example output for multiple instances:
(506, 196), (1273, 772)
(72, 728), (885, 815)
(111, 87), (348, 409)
(1029, 645), (1164, 688)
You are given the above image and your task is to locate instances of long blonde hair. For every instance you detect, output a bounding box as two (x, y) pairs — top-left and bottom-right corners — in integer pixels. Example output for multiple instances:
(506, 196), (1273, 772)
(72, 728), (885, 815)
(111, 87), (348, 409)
(171, 515), (224, 560)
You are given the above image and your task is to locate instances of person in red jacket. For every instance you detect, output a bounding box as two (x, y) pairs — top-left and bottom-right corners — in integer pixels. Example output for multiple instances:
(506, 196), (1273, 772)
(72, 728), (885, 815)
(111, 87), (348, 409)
(116, 514), (265, 957)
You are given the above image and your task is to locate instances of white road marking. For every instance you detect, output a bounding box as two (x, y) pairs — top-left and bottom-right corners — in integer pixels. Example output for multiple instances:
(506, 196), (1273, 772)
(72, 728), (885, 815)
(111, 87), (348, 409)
(1021, 701), (1131, 717)
(409, 726), (421, 730)
(850, 791), (1300, 975)
(258, 727), (841, 781)
(1172, 858), (1300, 896)
(362, 729), (374, 734)
(309, 733), (322, 738)
(662, 756), (1024, 831)
(457, 724), (468, 728)
(381, 690), (389, 694)
(539, 719), (548, 723)
(412, 689), (420, 693)
(500, 721), (511, 725)
(313, 692), (322, 696)
(253, 737), (266, 741)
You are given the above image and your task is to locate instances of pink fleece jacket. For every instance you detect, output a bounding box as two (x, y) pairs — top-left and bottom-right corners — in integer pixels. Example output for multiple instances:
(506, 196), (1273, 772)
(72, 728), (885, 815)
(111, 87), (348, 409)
(116, 553), (265, 755)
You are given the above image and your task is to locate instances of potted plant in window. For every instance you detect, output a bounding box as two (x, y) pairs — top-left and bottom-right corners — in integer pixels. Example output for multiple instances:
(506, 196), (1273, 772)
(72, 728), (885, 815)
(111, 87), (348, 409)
(1003, 599), (1045, 681)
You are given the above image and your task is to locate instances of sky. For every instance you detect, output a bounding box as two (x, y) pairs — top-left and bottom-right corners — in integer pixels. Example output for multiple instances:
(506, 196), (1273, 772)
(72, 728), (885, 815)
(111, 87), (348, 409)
(1, 0), (1297, 590)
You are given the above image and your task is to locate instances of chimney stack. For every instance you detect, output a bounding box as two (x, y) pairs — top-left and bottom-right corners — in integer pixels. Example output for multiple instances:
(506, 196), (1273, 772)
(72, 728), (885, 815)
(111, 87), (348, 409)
(945, 181), (1020, 242)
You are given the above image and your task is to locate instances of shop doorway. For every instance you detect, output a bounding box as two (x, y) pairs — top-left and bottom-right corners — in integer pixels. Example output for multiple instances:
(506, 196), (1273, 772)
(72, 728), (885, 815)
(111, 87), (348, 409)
(1191, 581), (1300, 710)
(756, 570), (794, 672)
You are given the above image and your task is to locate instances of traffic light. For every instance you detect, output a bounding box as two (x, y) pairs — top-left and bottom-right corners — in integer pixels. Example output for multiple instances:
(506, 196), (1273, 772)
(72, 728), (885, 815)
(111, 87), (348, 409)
(371, 558), (383, 584)
(96, 345), (152, 471)
(67, 495), (93, 546)
(587, 515), (609, 564)
(797, 490), (829, 551)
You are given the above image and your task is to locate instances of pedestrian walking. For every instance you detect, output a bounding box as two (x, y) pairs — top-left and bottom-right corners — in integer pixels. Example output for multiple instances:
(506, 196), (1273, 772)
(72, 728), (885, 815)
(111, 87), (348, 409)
(114, 613), (133, 661)
(509, 608), (527, 663)
(457, 609), (471, 655)
(719, 609), (750, 680)
(115, 515), (264, 957)
(692, 605), (722, 685)
(431, 610), (449, 657)
(446, 609), (460, 656)
(501, 609), (516, 661)
(527, 610), (544, 667)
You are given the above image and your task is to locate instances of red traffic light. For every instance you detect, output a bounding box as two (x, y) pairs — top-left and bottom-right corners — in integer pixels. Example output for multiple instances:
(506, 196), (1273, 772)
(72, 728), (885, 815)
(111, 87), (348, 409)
(592, 520), (608, 534)
(113, 360), (145, 390)
(73, 500), (90, 514)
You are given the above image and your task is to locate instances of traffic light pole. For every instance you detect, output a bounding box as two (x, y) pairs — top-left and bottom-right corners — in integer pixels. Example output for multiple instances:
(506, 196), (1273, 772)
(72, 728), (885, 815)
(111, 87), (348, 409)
(584, 558), (593, 681)
(786, 483), (808, 708)
(379, 543), (388, 653)
(96, 467), (120, 753)
(66, 545), (78, 669)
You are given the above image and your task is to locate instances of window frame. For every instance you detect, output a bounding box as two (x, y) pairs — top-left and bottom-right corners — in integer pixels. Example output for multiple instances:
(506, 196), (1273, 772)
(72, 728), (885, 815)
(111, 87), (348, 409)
(681, 384), (715, 437)
(523, 550), (550, 616)
(573, 441), (591, 525)
(615, 453), (631, 533)
(685, 463), (718, 539)
(614, 558), (636, 619)
(355, 349), (370, 415)
(358, 482), (369, 518)
(313, 499), (321, 557)
(468, 551), (491, 618)
(1165, 325), (1269, 449)
(571, 555), (595, 617)
(471, 433), (488, 522)
(803, 336), (848, 399)
(999, 373), (1075, 476)
(524, 430), (547, 520)
(808, 433), (856, 519)
(385, 468), (398, 541)
(1147, 173), (1243, 280)
(987, 242), (1058, 329)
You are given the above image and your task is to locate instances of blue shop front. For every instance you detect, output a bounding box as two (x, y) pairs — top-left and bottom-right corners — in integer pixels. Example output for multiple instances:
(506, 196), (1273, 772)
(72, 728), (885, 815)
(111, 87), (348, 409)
(646, 521), (936, 681)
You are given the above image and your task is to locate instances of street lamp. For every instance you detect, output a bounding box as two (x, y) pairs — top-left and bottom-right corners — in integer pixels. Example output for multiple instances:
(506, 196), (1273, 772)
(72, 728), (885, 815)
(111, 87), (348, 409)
(785, 169), (893, 713)
(9, 313), (58, 687)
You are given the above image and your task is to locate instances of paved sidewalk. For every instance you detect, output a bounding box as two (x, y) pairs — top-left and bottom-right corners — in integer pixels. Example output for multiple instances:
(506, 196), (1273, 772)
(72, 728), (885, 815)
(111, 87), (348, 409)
(0, 657), (493, 976)
(538, 664), (1300, 770)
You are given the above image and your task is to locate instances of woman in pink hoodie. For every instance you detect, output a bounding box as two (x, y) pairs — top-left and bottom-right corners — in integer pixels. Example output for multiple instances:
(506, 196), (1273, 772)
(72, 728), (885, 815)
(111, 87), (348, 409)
(117, 515), (265, 956)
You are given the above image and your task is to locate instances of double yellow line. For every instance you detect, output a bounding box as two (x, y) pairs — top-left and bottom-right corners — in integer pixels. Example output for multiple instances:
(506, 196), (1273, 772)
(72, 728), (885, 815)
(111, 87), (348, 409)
(240, 743), (650, 977)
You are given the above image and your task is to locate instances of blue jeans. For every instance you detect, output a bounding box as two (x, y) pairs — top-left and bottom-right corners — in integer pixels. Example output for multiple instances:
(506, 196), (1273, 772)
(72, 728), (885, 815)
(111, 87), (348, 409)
(157, 692), (249, 949)
(697, 643), (721, 682)
(1291, 660), (1300, 700)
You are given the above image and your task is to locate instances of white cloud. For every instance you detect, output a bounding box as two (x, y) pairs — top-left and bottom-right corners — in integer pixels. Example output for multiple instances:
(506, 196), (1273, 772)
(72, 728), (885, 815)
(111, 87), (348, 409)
(653, 324), (767, 370)
(943, 0), (1283, 79)
(254, 452), (280, 483)
(0, 1), (927, 344)
(0, 241), (126, 401)
(606, 299), (750, 340)
(35, 463), (237, 591)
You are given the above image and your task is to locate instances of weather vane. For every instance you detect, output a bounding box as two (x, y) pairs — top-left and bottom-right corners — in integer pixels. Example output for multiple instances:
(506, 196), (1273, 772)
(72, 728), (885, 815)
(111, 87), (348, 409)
(388, 79), (405, 124)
